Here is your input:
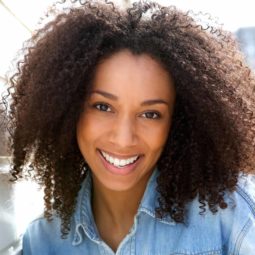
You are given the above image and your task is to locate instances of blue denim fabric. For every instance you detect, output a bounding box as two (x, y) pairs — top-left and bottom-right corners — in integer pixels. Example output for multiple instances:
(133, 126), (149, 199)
(22, 170), (255, 255)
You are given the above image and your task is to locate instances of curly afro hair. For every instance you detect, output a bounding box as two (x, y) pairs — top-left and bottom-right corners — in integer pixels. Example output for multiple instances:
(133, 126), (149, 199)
(4, 0), (255, 237)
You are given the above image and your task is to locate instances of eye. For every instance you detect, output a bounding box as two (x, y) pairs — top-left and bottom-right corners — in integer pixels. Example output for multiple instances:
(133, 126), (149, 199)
(141, 111), (161, 119)
(93, 103), (112, 112)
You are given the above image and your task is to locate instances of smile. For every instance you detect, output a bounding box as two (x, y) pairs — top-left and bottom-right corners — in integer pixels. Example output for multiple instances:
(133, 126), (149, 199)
(99, 150), (140, 168)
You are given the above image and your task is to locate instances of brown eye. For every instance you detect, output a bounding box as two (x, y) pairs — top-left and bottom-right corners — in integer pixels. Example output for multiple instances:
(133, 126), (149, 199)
(141, 111), (161, 119)
(94, 103), (111, 112)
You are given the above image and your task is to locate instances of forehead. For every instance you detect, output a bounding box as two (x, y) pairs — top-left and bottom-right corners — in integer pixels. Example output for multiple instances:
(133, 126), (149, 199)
(95, 50), (169, 78)
(91, 50), (175, 101)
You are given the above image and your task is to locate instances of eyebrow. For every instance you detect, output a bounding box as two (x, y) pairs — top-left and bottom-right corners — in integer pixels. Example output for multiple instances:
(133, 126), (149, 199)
(92, 90), (169, 106)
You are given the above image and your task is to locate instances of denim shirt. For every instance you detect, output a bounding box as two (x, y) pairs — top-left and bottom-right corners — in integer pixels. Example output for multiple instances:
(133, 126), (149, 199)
(22, 170), (255, 255)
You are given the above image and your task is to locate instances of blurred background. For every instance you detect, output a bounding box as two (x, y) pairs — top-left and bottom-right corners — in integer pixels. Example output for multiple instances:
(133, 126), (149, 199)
(0, 0), (254, 254)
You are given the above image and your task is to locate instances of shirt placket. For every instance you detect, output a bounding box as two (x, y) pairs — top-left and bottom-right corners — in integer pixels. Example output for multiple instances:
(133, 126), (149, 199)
(96, 214), (138, 255)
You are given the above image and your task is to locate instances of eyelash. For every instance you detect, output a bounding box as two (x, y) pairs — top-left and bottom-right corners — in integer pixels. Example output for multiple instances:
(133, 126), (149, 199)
(92, 103), (162, 119)
(93, 102), (112, 112)
(141, 111), (161, 119)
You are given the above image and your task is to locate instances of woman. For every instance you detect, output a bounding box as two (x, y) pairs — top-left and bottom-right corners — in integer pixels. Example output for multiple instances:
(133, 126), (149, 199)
(5, 0), (255, 254)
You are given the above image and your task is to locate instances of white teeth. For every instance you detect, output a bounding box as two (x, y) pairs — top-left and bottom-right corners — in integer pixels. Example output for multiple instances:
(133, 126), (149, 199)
(120, 159), (126, 166)
(109, 156), (115, 164)
(101, 150), (139, 168)
(114, 158), (119, 166)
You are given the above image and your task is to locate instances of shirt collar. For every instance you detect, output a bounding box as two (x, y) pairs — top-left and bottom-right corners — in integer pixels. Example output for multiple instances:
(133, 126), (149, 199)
(138, 168), (175, 225)
(72, 171), (100, 246)
(72, 168), (174, 246)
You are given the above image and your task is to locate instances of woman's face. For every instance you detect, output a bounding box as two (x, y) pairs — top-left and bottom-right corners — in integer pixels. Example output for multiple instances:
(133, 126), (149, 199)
(77, 50), (175, 192)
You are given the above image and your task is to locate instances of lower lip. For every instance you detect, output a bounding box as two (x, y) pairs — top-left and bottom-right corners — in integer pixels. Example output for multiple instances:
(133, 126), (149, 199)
(97, 150), (142, 176)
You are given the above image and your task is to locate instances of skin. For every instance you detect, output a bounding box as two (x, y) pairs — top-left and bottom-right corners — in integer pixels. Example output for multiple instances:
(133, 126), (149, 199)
(76, 49), (175, 251)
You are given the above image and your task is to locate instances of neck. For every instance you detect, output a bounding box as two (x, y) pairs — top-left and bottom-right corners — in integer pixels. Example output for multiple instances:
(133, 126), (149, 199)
(92, 173), (151, 229)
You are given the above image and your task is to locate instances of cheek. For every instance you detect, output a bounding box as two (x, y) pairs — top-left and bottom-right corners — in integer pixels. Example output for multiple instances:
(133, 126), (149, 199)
(76, 115), (90, 148)
(76, 116), (96, 164)
(150, 135), (168, 155)
(141, 122), (171, 152)
(76, 113), (108, 147)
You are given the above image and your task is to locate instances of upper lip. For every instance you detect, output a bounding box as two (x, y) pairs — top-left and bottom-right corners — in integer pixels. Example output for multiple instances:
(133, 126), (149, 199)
(98, 149), (142, 159)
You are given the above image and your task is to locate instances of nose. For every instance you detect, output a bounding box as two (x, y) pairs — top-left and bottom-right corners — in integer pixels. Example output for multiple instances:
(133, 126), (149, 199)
(109, 115), (138, 148)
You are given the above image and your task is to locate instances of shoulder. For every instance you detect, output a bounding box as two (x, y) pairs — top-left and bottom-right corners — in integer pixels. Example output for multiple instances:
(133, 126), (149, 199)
(22, 216), (75, 255)
(187, 173), (255, 219)
(227, 174), (255, 254)
(227, 173), (255, 233)
(24, 215), (61, 238)
(195, 174), (255, 255)
(137, 174), (255, 254)
(22, 216), (61, 249)
(185, 173), (255, 254)
(235, 173), (255, 209)
(225, 173), (255, 220)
